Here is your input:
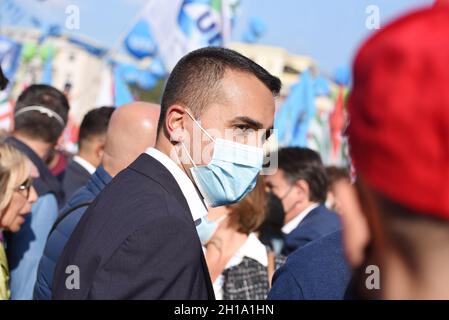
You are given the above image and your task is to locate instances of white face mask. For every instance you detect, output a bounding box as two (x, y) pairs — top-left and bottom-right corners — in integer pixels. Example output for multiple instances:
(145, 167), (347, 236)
(182, 110), (264, 208)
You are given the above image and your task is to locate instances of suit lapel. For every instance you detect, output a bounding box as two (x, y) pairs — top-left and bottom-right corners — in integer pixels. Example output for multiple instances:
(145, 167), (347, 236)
(129, 153), (193, 221)
(129, 153), (215, 299)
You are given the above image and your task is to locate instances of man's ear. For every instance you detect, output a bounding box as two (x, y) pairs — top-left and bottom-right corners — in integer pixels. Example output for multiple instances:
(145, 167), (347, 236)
(95, 140), (106, 160)
(165, 105), (188, 143)
(295, 179), (309, 202)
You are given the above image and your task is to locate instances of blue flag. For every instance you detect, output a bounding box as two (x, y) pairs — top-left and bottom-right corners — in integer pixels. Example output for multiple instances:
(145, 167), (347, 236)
(114, 64), (134, 106)
(274, 69), (316, 147)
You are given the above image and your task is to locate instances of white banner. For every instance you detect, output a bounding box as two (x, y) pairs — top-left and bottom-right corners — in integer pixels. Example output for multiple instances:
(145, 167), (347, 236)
(140, 0), (234, 71)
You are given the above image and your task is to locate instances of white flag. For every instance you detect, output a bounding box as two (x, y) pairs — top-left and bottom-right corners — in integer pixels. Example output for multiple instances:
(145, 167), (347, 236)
(140, 0), (235, 71)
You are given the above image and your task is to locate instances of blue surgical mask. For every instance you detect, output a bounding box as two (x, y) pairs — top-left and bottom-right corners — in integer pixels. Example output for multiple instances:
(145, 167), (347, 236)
(195, 214), (229, 245)
(182, 110), (264, 207)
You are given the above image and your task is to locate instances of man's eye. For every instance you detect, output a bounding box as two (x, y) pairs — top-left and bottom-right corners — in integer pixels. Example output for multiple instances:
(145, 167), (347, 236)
(233, 126), (251, 136)
(235, 124), (250, 131)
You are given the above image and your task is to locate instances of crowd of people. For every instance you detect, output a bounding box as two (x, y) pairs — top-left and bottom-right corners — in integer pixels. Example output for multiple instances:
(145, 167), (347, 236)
(0, 5), (449, 300)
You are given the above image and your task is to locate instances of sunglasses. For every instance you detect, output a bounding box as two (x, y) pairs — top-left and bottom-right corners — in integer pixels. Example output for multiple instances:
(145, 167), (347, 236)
(15, 177), (33, 199)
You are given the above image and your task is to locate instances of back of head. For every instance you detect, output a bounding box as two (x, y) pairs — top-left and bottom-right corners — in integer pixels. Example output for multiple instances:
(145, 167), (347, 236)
(276, 147), (328, 203)
(103, 102), (160, 176)
(158, 47), (281, 135)
(348, 6), (449, 219)
(14, 84), (70, 144)
(326, 166), (350, 189)
(346, 6), (449, 296)
(78, 106), (115, 152)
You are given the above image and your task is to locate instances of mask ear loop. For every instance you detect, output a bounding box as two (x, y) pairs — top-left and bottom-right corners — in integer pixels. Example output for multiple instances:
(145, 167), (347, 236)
(281, 185), (294, 200)
(180, 141), (197, 168)
(281, 185), (301, 213)
(184, 109), (215, 143)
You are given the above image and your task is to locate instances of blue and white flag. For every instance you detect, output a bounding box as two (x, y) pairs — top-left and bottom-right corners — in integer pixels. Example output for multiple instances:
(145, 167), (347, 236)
(134, 0), (237, 71)
(0, 36), (22, 85)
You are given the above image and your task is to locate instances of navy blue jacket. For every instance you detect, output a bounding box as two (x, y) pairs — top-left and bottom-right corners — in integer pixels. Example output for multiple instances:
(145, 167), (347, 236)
(283, 204), (341, 255)
(33, 166), (112, 300)
(268, 230), (352, 300)
(62, 159), (92, 204)
(52, 153), (215, 300)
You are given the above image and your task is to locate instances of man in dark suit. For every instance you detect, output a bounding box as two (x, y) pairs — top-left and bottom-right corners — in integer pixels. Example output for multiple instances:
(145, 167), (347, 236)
(52, 47), (281, 299)
(62, 107), (115, 202)
(265, 147), (341, 255)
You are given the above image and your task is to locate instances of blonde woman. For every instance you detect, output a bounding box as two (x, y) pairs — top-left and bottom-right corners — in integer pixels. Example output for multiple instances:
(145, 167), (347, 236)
(0, 142), (38, 300)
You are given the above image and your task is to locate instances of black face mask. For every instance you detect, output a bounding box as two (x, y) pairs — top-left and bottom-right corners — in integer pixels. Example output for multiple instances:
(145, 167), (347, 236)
(258, 192), (286, 252)
(266, 192), (286, 229)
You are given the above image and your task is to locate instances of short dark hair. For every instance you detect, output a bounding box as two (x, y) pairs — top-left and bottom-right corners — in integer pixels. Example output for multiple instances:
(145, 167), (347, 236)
(14, 84), (70, 143)
(0, 66), (8, 90)
(158, 47), (281, 132)
(276, 147), (328, 203)
(78, 106), (115, 149)
(326, 166), (350, 188)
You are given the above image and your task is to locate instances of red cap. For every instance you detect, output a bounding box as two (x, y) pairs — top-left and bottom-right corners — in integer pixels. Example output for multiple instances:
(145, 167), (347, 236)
(347, 6), (449, 220)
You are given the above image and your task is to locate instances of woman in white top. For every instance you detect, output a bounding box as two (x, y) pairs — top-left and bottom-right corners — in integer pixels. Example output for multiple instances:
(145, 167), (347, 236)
(204, 177), (285, 300)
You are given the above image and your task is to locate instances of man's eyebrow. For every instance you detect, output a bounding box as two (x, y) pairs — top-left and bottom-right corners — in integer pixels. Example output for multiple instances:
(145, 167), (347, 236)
(229, 116), (264, 129)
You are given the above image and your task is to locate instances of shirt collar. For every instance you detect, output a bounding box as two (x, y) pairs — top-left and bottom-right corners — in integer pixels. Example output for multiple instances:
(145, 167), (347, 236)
(73, 155), (96, 175)
(88, 166), (112, 196)
(282, 203), (320, 234)
(225, 233), (268, 268)
(146, 147), (208, 221)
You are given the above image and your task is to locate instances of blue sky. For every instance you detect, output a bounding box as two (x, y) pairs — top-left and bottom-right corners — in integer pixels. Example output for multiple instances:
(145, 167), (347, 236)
(1, 0), (435, 73)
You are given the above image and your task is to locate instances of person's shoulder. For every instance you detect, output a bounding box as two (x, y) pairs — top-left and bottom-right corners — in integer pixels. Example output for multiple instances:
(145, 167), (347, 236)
(63, 185), (94, 208)
(79, 166), (186, 234)
(291, 229), (342, 254)
(98, 167), (168, 206)
(298, 205), (342, 232)
(276, 230), (351, 299)
(63, 160), (83, 177)
(285, 230), (348, 276)
(311, 204), (340, 220)
(106, 161), (164, 192)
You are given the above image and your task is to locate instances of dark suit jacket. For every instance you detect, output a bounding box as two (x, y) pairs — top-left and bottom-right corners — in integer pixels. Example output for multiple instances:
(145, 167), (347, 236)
(62, 159), (92, 203)
(283, 204), (341, 255)
(52, 153), (215, 300)
(268, 230), (351, 300)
